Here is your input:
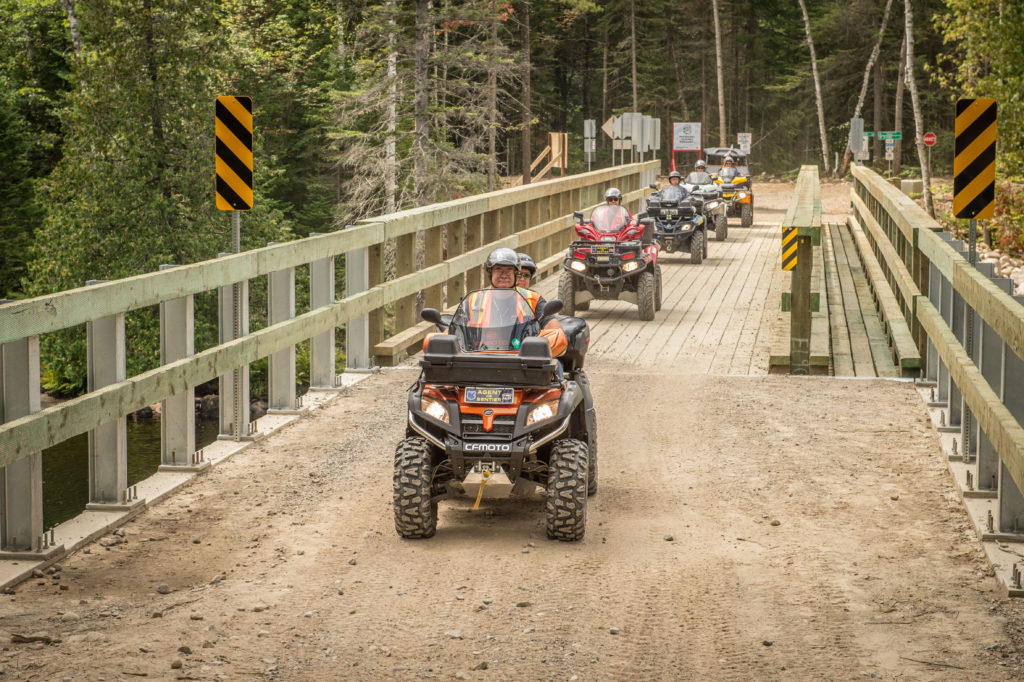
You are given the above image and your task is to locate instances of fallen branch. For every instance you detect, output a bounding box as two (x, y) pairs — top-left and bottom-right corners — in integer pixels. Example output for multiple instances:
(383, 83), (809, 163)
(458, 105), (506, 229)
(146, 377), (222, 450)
(899, 656), (965, 670)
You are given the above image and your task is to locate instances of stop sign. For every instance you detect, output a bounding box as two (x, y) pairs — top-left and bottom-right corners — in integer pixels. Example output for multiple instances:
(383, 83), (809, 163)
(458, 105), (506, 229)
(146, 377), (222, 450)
(923, 132), (937, 147)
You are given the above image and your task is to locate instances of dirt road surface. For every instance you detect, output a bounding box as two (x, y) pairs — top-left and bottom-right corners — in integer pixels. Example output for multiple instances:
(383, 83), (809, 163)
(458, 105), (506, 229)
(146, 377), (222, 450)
(3, 181), (1024, 681)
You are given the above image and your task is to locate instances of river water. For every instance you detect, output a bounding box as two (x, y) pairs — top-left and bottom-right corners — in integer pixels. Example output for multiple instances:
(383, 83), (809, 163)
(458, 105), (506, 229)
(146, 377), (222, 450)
(41, 419), (220, 528)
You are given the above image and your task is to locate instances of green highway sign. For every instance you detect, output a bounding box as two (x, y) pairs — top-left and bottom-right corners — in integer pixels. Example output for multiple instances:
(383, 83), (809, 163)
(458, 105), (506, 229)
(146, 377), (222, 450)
(878, 131), (902, 140)
(865, 132), (874, 137)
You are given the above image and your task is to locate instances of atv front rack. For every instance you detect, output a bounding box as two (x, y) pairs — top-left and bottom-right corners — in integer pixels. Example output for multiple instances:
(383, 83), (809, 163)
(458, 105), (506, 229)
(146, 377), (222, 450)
(421, 335), (557, 386)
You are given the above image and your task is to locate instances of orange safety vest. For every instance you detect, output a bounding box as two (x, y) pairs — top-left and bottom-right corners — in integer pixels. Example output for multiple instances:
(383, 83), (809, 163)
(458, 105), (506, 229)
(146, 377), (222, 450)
(517, 287), (543, 315)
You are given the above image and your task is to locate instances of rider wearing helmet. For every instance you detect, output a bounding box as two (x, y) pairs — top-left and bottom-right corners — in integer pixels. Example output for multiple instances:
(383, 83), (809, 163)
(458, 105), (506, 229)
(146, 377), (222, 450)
(485, 247), (520, 290)
(604, 187), (636, 226)
(480, 247), (566, 359)
(685, 159), (712, 185)
(718, 155), (739, 180)
(660, 170), (688, 202)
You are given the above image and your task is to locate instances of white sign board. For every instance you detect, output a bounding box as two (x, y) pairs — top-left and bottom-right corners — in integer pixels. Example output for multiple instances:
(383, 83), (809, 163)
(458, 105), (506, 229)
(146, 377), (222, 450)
(855, 135), (871, 161)
(737, 132), (752, 155)
(673, 122), (701, 152)
(584, 119), (595, 138)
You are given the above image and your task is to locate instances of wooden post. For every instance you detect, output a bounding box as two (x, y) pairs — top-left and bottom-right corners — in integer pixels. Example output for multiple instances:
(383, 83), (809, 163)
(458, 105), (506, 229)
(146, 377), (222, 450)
(465, 214), (484, 291)
(395, 233), (417, 332)
(790, 236), (813, 375)
(368, 243), (385, 351)
(423, 225), (444, 310)
(445, 220), (466, 306)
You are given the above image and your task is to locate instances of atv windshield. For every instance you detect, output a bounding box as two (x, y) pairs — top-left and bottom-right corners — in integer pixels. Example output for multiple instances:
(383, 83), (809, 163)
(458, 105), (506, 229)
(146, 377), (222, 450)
(659, 185), (688, 203)
(449, 288), (539, 352)
(589, 204), (630, 233)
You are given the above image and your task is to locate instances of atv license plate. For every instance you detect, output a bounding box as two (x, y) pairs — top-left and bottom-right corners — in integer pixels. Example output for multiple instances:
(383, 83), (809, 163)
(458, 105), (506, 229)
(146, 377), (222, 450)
(593, 244), (613, 254)
(465, 387), (515, 404)
(664, 209), (678, 217)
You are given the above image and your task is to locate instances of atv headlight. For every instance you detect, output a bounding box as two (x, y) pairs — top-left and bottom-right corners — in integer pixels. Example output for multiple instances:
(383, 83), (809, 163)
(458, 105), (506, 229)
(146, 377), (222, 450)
(705, 200), (720, 210)
(421, 396), (450, 424)
(622, 260), (639, 273)
(526, 400), (559, 426)
(736, 192), (748, 200)
(570, 260), (587, 272)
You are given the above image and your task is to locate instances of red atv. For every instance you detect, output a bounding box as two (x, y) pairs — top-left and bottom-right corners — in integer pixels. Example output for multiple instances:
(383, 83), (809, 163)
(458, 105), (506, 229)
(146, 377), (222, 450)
(558, 205), (662, 320)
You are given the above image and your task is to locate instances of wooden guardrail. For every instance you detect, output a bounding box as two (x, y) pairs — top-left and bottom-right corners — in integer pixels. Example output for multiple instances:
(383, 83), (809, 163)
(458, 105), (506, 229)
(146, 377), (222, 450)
(780, 165), (823, 375)
(0, 161), (658, 558)
(851, 164), (1024, 538)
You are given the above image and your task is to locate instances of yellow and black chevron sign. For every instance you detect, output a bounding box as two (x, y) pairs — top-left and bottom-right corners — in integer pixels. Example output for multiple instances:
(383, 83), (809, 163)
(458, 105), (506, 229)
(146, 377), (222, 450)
(954, 98), (996, 220)
(216, 96), (253, 211)
(781, 226), (798, 271)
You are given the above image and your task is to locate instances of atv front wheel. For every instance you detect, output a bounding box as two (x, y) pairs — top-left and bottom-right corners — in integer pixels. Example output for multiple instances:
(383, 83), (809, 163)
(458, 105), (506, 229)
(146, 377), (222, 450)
(636, 271), (656, 321)
(393, 437), (438, 539)
(690, 230), (704, 265)
(546, 438), (589, 541)
(654, 265), (663, 312)
(741, 201), (753, 227)
(714, 214), (728, 241)
(558, 271), (577, 316)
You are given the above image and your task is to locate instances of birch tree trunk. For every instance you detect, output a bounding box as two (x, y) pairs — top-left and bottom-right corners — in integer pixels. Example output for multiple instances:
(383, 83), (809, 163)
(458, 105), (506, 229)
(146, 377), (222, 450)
(60, 0), (82, 53)
(414, 0), (430, 203)
(630, 0), (638, 111)
(839, 0), (894, 175)
(798, 0), (831, 174)
(712, 0), (726, 146)
(386, 0), (398, 213)
(894, 29), (906, 174)
(487, 0), (498, 191)
(873, 60), (883, 162)
(521, 0), (531, 185)
(904, 0), (934, 216)
(601, 23), (608, 152)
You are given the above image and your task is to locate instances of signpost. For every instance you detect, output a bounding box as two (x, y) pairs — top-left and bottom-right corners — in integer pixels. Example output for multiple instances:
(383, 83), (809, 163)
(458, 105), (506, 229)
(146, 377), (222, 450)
(215, 95), (253, 440)
(672, 122), (701, 172)
(954, 97), (997, 462)
(923, 131), (936, 146)
(584, 119), (595, 170)
(737, 132), (752, 155)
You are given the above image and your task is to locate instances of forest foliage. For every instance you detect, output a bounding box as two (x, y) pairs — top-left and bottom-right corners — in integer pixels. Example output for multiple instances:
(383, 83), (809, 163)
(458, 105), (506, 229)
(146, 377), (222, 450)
(0, 0), (1020, 393)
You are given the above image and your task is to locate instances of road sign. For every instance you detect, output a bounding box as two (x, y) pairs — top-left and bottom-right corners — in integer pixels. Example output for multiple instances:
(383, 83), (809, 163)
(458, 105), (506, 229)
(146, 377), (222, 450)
(781, 226), (798, 271)
(216, 96), (253, 211)
(954, 98), (997, 219)
(601, 116), (616, 139)
(584, 119), (595, 139)
(672, 122), (701, 151)
(737, 132), (752, 154)
(923, 132), (936, 147)
(878, 131), (902, 140)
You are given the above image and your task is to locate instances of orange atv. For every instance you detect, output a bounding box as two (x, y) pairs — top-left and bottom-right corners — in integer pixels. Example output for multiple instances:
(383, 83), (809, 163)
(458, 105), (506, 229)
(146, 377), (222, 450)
(395, 288), (596, 541)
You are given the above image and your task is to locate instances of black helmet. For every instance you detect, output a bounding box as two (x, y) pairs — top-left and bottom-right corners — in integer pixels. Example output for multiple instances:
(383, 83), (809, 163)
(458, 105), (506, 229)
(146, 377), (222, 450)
(668, 171), (682, 181)
(695, 159), (707, 169)
(605, 187), (622, 202)
(517, 253), (537, 275)
(485, 247), (520, 274)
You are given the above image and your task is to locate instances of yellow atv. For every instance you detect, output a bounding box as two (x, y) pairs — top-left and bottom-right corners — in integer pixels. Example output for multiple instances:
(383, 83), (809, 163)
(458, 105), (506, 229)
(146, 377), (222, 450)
(705, 147), (753, 227)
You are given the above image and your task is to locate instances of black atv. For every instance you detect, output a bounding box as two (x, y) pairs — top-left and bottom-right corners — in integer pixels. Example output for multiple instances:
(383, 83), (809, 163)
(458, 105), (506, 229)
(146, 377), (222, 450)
(395, 288), (597, 542)
(645, 183), (708, 264)
(687, 182), (729, 241)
